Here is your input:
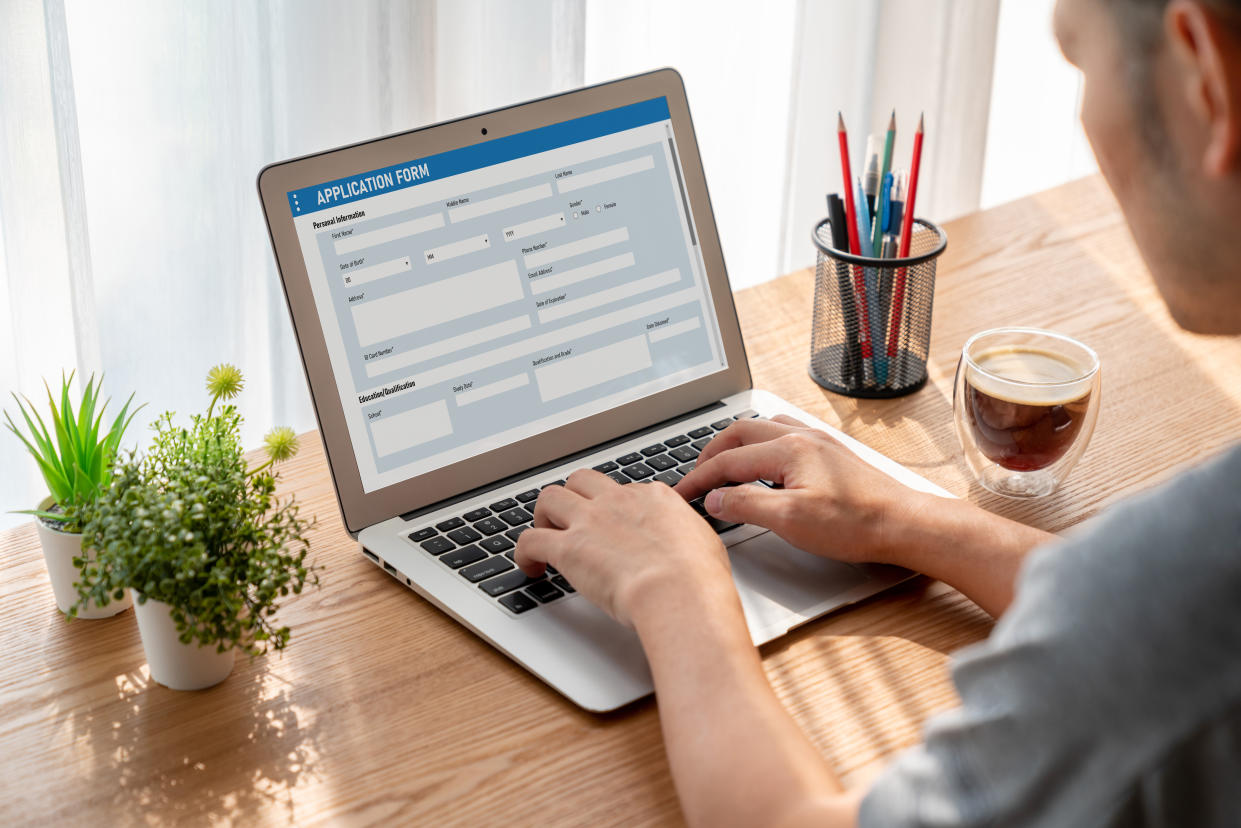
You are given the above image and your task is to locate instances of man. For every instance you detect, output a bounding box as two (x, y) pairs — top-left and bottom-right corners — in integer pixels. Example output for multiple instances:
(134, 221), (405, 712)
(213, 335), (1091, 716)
(515, 0), (1241, 824)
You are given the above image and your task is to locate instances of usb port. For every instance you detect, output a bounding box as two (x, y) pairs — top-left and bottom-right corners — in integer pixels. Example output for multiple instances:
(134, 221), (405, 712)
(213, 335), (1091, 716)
(383, 561), (399, 577)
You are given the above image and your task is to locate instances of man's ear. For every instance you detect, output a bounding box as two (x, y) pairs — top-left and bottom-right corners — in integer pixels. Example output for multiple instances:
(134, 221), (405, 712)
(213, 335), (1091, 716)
(1165, 0), (1241, 175)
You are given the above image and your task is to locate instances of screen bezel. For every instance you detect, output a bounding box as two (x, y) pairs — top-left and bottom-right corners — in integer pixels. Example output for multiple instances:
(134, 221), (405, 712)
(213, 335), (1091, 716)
(258, 68), (752, 535)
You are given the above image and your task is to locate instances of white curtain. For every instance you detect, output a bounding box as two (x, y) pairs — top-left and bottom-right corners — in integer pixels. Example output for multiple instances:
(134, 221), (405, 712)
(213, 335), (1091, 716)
(1, 0), (1008, 529)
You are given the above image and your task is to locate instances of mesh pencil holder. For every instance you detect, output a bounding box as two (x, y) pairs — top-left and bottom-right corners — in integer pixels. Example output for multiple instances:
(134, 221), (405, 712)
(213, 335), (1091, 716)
(809, 218), (947, 398)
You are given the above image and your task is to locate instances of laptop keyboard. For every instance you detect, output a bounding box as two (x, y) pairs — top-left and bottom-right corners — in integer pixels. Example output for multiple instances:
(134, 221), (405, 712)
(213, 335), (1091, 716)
(401, 408), (760, 615)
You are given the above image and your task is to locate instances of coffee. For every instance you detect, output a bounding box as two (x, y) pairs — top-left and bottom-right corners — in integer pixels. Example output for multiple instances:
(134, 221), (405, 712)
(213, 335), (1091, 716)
(963, 346), (1093, 472)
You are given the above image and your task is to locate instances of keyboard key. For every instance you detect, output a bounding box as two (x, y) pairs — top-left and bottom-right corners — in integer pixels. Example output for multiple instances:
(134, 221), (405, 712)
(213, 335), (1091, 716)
(733, 408), (759, 419)
(690, 497), (740, 534)
(711, 418), (734, 431)
(480, 568), (542, 597)
(542, 480), (565, 489)
(480, 535), (514, 554)
(640, 444), (665, 457)
(489, 497), (518, 512)
(691, 437), (712, 451)
(646, 453), (677, 472)
(447, 526), (482, 545)
(460, 555), (515, 582)
(527, 581), (565, 603)
(516, 488), (541, 503)
(677, 462), (696, 476)
(663, 434), (690, 448)
(688, 426), (714, 439)
(463, 508), (491, 522)
(653, 470), (683, 486)
(441, 544), (487, 568)
(499, 507), (532, 526)
(408, 527), (437, 543)
(435, 516), (465, 532)
(551, 574), (575, 593)
(592, 460), (619, 473)
(669, 445), (699, 463)
(420, 536), (455, 555)
(498, 591), (539, 614)
(474, 517), (507, 536)
(505, 524), (532, 542)
(622, 462), (655, 480)
(615, 452), (643, 466)
(607, 472), (631, 485)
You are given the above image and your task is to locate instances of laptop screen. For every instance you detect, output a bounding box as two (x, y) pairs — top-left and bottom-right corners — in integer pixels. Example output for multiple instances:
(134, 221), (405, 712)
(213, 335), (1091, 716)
(287, 96), (727, 493)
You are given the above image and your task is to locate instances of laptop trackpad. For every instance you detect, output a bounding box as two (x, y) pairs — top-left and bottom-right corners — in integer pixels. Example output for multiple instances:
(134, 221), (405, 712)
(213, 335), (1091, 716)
(728, 530), (869, 644)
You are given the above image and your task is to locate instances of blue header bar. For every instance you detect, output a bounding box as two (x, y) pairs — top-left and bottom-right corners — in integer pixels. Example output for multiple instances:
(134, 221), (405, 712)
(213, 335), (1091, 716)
(288, 96), (670, 216)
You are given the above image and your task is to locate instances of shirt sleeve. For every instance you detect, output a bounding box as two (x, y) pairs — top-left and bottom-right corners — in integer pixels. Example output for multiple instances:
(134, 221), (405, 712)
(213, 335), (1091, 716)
(859, 447), (1241, 828)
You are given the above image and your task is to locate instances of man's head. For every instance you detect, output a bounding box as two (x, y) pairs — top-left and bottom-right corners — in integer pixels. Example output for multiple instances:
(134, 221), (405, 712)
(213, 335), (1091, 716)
(1054, 0), (1241, 334)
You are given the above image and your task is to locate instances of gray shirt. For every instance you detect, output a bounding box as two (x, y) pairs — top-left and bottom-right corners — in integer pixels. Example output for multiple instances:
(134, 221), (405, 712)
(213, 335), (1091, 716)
(859, 445), (1241, 827)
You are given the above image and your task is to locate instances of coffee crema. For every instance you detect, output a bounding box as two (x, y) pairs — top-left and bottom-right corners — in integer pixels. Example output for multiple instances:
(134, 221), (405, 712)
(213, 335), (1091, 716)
(963, 346), (1094, 472)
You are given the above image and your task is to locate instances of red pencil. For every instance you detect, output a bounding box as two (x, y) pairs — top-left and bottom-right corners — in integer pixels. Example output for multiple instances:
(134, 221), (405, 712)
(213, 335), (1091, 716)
(837, 113), (873, 361)
(886, 112), (924, 360)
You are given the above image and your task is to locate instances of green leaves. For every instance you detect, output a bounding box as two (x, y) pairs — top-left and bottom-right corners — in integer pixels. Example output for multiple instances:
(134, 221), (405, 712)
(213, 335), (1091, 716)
(74, 365), (317, 658)
(3, 372), (143, 532)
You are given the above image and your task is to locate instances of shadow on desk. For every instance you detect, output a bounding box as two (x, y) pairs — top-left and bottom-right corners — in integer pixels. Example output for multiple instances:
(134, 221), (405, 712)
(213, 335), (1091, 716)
(46, 617), (321, 826)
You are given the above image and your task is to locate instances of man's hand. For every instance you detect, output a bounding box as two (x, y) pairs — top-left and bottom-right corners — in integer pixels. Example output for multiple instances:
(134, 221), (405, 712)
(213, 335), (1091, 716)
(515, 469), (734, 628)
(674, 415), (932, 565)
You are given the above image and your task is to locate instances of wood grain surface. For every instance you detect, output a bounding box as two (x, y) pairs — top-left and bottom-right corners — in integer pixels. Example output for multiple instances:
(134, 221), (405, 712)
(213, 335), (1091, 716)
(2, 176), (1236, 826)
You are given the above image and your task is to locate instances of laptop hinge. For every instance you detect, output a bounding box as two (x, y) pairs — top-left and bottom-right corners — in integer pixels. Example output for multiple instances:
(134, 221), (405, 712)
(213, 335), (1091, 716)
(398, 400), (727, 523)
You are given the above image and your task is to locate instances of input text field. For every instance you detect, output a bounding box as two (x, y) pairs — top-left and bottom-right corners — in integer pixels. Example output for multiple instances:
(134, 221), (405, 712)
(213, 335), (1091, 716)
(524, 227), (629, 269)
(449, 183), (552, 223)
(365, 314), (532, 378)
(370, 400), (453, 457)
(335, 213), (445, 255)
(531, 252), (634, 296)
(343, 256), (410, 287)
(535, 335), (653, 402)
(647, 315), (701, 344)
(503, 212), (565, 243)
(537, 268), (680, 324)
(425, 233), (490, 264)
(356, 285), (701, 396)
(454, 373), (530, 406)
(351, 259), (522, 347)
(555, 155), (655, 194)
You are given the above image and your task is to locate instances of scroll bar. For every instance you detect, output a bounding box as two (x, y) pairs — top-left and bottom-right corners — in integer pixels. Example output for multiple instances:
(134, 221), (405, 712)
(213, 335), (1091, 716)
(666, 128), (697, 246)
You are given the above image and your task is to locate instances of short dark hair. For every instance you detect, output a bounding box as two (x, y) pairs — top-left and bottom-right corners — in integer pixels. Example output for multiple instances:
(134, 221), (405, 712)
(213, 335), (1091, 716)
(1104, 0), (1241, 160)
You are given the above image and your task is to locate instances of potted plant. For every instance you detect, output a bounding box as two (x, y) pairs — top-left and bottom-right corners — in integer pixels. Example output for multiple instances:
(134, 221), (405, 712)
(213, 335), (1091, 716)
(4, 373), (141, 618)
(74, 364), (317, 690)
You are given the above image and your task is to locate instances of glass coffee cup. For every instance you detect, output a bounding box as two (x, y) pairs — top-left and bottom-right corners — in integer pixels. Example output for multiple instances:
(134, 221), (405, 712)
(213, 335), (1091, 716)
(953, 328), (1101, 497)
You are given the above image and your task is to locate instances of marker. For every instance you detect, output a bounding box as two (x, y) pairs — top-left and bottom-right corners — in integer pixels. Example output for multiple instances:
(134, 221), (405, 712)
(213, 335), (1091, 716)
(826, 194), (862, 386)
(862, 134), (880, 218)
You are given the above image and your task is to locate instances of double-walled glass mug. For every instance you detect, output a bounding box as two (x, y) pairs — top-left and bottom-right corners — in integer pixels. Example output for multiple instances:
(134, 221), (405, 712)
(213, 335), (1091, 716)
(953, 327), (1101, 498)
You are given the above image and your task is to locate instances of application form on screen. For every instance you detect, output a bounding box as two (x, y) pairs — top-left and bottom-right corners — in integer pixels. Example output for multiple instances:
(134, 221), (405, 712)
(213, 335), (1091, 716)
(288, 97), (726, 492)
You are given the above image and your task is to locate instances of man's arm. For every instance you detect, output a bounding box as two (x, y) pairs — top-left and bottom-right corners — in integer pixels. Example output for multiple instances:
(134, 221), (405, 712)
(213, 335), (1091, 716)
(515, 473), (858, 828)
(675, 416), (1054, 617)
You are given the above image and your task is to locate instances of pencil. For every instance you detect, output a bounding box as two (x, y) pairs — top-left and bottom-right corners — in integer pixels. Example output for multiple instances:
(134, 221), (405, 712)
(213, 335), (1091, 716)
(871, 110), (895, 257)
(837, 113), (875, 382)
(886, 113), (924, 368)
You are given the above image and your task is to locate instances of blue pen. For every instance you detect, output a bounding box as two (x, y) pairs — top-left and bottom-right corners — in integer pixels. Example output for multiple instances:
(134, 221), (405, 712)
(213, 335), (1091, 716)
(854, 179), (888, 383)
(877, 172), (893, 256)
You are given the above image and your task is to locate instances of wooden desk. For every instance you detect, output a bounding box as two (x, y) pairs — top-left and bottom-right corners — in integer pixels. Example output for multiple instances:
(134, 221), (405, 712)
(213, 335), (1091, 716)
(3, 176), (1239, 826)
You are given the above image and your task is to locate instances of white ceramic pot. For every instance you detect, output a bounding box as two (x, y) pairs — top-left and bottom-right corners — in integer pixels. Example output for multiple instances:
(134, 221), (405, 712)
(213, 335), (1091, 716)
(132, 595), (235, 691)
(34, 515), (132, 619)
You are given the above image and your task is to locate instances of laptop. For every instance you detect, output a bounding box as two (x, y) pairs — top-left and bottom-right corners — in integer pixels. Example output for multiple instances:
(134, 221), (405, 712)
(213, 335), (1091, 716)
(258, 68), (947, 712)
